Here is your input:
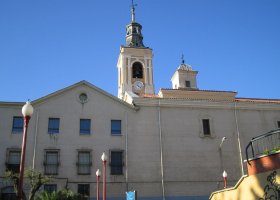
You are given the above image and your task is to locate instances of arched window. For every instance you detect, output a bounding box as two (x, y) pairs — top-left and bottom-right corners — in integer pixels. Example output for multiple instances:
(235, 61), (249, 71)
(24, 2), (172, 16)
(132, 62), (143, 78)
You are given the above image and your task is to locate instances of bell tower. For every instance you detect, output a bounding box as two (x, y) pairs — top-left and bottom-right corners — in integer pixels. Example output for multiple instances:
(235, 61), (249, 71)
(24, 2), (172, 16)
(117, 1), (154, 99)
(171, 55), (198, 90)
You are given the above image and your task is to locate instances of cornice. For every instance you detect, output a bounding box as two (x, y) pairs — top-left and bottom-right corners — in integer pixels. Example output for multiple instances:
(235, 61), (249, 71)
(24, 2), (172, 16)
(0, 102), (24, 108)
(133, 98), (280, 111)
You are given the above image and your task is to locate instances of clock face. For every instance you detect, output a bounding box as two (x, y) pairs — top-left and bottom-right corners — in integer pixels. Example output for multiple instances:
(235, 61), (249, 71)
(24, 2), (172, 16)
(133, 81), (144, 90)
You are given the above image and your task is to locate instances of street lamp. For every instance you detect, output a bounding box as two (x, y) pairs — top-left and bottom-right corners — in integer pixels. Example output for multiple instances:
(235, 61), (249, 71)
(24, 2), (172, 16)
(222, 170), (228, 189)
(219, 137), (227, 149)
(101, 152), (107, 200)
(96, 169), (101, 200)
(18, 101), (34, 200)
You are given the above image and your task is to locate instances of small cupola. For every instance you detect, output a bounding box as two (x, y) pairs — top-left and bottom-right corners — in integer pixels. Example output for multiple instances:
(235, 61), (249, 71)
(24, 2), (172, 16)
(125, 1), (145, 47)
(171, 55), (198, 90)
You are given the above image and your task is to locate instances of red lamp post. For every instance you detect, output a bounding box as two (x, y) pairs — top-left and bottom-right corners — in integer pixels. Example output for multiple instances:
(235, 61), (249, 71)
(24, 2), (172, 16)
(101, 152), (107, 200)
(96, 169), (101, 200)
(18, 101), (34, 200)
(223, 170), (228, 189)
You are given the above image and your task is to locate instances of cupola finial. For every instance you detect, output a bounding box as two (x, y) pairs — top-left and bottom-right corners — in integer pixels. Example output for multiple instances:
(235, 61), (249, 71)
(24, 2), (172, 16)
(131, 0), (137, 22)
(181, 54), (185, 64)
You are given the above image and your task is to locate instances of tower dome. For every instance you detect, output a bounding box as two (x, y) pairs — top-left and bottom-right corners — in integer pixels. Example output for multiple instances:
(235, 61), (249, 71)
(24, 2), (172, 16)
(125, 1), (145, 47)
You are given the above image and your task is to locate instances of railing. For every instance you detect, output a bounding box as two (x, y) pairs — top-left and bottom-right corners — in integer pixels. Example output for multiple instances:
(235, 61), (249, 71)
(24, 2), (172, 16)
(246, 129), (280, 164)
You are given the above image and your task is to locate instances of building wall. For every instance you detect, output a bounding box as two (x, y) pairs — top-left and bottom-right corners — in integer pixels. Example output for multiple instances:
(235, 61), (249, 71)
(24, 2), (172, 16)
(1, 84), (280, 199)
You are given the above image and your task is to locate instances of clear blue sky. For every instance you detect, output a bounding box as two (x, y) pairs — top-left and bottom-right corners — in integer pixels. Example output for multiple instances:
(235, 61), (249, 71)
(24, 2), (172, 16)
(0, 0), (279, 102)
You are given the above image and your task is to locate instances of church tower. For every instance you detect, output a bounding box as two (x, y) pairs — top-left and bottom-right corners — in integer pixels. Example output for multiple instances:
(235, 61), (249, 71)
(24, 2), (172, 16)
(171, 55), (198, 90)
(117, 2), (154, 99)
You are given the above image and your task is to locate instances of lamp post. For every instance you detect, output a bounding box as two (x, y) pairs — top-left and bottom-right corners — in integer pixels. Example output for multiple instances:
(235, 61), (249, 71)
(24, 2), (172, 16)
(223, 170), (227, 189)
(18, 101), (34, 200)
(96, 169), (101, 200)
(219, 137), (227, 149)
(101, 152), (107, 200)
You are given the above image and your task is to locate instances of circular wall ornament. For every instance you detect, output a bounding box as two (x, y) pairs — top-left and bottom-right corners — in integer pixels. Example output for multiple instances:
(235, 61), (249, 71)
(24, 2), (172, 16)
(79, 93), (88, 103)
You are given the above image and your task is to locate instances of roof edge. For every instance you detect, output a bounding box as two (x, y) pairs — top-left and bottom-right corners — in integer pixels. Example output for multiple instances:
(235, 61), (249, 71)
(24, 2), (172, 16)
(29, 80), (138, 110)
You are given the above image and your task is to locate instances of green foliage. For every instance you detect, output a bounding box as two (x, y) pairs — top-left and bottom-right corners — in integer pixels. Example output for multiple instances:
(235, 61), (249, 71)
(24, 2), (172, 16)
(263, 146), (280, 156)
(270, 146), (280, 154)
(36, 189), (86, 200)
(4, 170), (20, 199)
(263, 149), (270, 155)
(4, 168), (51, 200)
(26, 169), (51, 200)
(35, 191), (59, 200)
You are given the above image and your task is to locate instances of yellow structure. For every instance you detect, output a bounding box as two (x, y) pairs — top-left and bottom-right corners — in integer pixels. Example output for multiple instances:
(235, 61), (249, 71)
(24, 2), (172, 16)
(209, 169), (280, 200)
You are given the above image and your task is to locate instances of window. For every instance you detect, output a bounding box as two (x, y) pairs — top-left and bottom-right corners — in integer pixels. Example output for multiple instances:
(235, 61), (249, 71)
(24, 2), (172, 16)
(111, 120), (121, 135)
(44, 184), (57, 193)
(77, 151), (91, 175)
(80, 119), (91, 135)
(185, 81), (191, 88)
(78, 184), (90, 199)
(12, 117), (23, 132)
(110, 151), (123, 175)
(277, 121), (280, 128)
(1, 186), (16, 200)
(6, 149), (21, 173)
(48, 118), (60, 134)
(202, 119), (211, 136)
(132, 62), (143, 78)
(44, 150), (59, 175)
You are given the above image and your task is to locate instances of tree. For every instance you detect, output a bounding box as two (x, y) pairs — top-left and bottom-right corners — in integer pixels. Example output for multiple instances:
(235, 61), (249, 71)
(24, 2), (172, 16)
(25, 169), (51, 200)
(4, 169), (51, 200)
(4, 170), (21, 200)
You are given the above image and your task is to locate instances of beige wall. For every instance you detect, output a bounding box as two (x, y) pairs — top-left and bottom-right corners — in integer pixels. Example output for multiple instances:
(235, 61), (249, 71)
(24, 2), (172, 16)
(1, 82), (280, 199)
(210, 169), (280, 200)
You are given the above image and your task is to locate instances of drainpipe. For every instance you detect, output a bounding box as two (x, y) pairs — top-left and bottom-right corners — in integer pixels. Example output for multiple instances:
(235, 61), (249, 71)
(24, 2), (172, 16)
(125, 110), (129, 191)
(32, 110), (39, 169)
(234, 101), (244, 176)
(158, 99), (166, 200)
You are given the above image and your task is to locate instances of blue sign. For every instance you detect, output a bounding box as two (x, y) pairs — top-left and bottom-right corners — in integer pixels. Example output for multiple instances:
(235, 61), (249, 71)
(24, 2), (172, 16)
(126, 191), (136, 200)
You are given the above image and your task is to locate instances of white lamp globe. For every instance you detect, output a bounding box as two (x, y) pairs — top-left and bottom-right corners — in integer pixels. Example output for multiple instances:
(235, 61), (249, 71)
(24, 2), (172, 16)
(223, 170), (227, 178)
(101, 152), (107, 161)
(22, 101), (34, 117)
(96, 169), (101, 177)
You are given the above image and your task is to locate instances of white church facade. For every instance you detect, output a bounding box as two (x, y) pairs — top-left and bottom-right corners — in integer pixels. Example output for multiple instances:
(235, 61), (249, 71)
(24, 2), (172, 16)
(1, 4), (280, 200)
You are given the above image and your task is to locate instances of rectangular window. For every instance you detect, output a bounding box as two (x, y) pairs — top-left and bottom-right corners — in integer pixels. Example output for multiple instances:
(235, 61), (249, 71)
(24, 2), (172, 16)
(12, 116), (23, 133)
(185, 81), (191, 88)
(110, 151), (123, 175)
(78, 184), (90, 198)
(6, 149), (21, 173)
(80, 119), (91, 134)
(277, 121), (280, 128)
(77, 151), (91, 175)
(202, 119), (211, 136)
(1, 186), (16, 200)
(44, 184), (57, 193)
(48, 118), (60, 134)
(44, 150), (59, 175)
(111, 120), (121, 135)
